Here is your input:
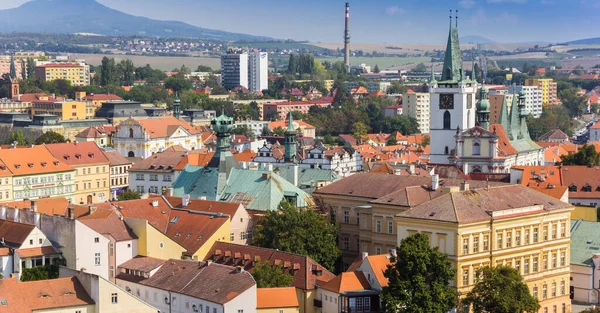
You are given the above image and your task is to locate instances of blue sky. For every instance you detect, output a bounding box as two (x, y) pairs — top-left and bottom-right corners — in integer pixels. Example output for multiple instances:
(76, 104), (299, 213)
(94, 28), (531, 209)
(1, 0), (598, 43)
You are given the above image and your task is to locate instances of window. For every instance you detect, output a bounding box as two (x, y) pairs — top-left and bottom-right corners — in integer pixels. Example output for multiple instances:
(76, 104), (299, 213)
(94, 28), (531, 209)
(560, 251), (566, 267)
(343, 211), (349, 224)
(483, 235), (489, 251)
(376, 220), (381, 233)
(525, 229), (530, 244)
(552, 252), (557, 268)
(388, 221), (393, 234)
(95, 253), (101, 265)
(560, 223), (566, 237)
(506, 232), (512, 248)
(94, 237), (99, 243)
(497, 233), (503, 249)
(238, 310), (244, 313)
(29, 239), (33, 245)
(543, 225), (548, 241)
(533, 257), (539, 272)
(463, 238), (469, 255)
(533, 228), (539, 243)
(524, 258), (530, 274)
(562, 303), (566, 313)
(136, 174), (144, 181)
(463, 269), (469, 286)
(376, 247), (381, 254)
(533, 286), (538, 299)
(552, 224), (557, 239)
(443, 111), (451, 129)
(149, 174), (158, 181)
(543, 284), (547, 299)
(473, 236), (479, 253)
(552, 282), (556, 297)
(515, 260), (521, 273)
(240, 232), (246, 240)
(129, 128), (134, 138)
(472, 142), (480, 155)
(515, 230), (521, 246)
(356, 214), (360, 226)
(111, 293), (118, 304)
(543, 255), (548, 270)
(230, 233), (234, 241)
(343, 237), (349, 250)
(560, 280), (565, 295)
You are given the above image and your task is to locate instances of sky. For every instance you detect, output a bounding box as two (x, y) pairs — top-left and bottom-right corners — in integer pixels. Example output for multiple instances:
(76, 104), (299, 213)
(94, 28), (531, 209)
(0, 0), (598, 43)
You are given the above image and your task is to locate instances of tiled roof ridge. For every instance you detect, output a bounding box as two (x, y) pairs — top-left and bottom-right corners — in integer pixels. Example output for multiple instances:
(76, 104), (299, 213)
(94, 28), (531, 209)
(449, 192), (459, 223)
(213, 241), (328, 264)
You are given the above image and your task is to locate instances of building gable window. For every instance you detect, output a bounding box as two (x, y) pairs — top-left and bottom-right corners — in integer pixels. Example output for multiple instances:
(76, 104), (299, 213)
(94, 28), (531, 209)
(473, 142), (481, 155)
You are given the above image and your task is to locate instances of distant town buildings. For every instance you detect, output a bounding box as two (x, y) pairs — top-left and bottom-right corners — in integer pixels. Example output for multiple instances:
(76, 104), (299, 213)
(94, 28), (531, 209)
(35, 62), (90, 86)
(402, 92), (430, 134)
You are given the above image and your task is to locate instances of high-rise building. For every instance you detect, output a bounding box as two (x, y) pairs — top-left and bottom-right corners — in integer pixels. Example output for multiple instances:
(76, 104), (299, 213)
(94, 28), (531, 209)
(525, 78), (557, 105)
(35, 62), (90, 86)
(509, 85), (543, 118)
(220, 52), (248, 90)
(428, 17), (477, 164)
(248, 52), (268, 93)
(402, 92), (430, 134)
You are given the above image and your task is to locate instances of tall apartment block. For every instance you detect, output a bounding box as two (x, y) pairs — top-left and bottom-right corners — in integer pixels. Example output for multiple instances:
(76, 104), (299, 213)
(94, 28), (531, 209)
(248, 52), (268, 93)
(402, 92), (430, 134)
(509, 85), (543, 118)
(525, 78), (557, 105)
(220, 52), (248, 90)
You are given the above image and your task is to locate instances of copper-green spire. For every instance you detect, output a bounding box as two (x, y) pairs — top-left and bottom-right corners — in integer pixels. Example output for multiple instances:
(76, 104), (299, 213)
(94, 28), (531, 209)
(286, 111), (294, 133)
(173, 92), (181, 119)
(284, 111), (297, 162)
(476, 84), (490, 130)
(509, 90), (520, 140)
(498, 94), (509, 129)
(441, 20), (463, 82)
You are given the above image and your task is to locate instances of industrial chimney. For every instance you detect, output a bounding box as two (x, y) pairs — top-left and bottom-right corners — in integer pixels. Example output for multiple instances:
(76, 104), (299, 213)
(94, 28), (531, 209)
(343, 2), (350, 72)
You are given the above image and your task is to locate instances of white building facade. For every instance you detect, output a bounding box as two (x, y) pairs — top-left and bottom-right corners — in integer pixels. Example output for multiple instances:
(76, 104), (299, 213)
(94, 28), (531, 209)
(248, 52), (268, 93)
(508, 85), (543, 118)
(300, 145), (362, 177)
(403, 92), (431, 134)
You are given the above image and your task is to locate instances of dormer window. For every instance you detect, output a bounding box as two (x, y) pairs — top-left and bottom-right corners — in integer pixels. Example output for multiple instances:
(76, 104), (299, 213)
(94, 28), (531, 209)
(88, 153), (94, 158)
(75, 154), (81, 159)
(53, 161), (59, 166)
(41, 162), (47, 167)
(28, 163), (34, 168)
(15, 164), (20, 169)
(583, 184), (592, 192)
(568, 184), (577, 192)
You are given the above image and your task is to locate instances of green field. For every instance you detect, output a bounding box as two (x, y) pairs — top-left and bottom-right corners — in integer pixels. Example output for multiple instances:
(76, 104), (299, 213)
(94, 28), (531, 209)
(78, 53), (221, 71)
(231, 42), (325, 51)
(316, 56), (430, 70)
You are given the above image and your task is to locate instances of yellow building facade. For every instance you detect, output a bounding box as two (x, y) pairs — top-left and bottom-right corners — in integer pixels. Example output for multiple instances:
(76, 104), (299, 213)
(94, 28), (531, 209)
(124, 218), (187, 260)
(31, 100), (87, 120)
(526, 78), (557, 105)
(35, 63), (89, 86)
(395, 185), (573, 313)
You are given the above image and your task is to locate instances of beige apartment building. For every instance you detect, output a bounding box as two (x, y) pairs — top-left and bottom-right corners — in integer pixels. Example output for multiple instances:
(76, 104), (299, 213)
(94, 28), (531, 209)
(402, 92), (430, 133)
(45, 142), (110, 204)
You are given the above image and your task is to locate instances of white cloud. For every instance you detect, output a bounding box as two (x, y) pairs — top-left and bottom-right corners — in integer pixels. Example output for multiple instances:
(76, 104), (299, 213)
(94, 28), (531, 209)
(459, 0), (477, 8)
(385, 6), (406, 15)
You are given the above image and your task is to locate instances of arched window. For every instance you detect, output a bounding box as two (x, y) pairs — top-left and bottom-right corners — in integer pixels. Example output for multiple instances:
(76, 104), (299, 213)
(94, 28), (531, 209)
(444, 146), (449, 155)
(473, 142), (481, 155)
(128, 151), (135, 158)
(129, 128), (134, 138)
(443, 111), (451, 129)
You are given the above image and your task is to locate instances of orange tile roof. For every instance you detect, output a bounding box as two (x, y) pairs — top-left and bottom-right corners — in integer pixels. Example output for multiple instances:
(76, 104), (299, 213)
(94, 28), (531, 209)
(365, 254), (392, 287)
(544, 145), (569, 164)
(0, 220), (35, 247)
(268, 120), (315, 130)
(44, 142), (109, 166)
(529, 186), (568, 201)
(174, 152), (215, 171)
(318, 271), (370, 293)
(234, 149), (257, 163)
(164, 196), (242, 220)
(489, 124), (519, 156)
(257, 287), (299, 309)
(137, 117), (199, 139)
(0, 145), (74, 176)
(2, 198), (89, 218)
(0, 248), (9, 256)
(82, 94), (123, 101)
(16, 246), (58, 258)
(79, 210), (137, 242)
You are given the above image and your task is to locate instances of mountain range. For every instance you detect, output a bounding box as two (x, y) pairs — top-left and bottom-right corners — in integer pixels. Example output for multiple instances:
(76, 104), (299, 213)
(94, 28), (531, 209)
(565, 38), (600, 45)
(0, 0), (274, 42)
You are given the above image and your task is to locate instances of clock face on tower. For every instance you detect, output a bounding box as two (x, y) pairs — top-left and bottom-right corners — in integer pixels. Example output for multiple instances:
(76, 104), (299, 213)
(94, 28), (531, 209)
(440, 93), (454, 110)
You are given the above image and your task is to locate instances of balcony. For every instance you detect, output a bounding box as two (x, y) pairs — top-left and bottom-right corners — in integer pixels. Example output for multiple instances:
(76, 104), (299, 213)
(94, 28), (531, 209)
(314, 299), (322, 308)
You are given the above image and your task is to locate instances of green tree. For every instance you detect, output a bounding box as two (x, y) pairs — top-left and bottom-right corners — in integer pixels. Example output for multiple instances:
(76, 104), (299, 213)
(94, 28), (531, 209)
(196, 65), (213, 72)
(422, 136), (430, 148)
(382, 233), (456, 313)
(272, 126), (285, 136)
(232, 125), (255, 139)
(290, 110), (305, 120)
(463, 265), (540, 313)
(352, 122), (369, 144)
(251, 260), (295, 288)
(386, 137), (398, 146)
(117, 190), (141, 201)
(26, 58), (36, 81)
(412, 63), (428, 72)
(20, 266), (49, 281)
(373, 64), (380, 73)
(261, 126), (273, 136)
(559, 144), (600, 166)
(100, 57), (118, 86)
(118, 59), (136, 86)
(7, 130), (28, 146)
(164, 76), (193, 93)
(35, 131), (67, 145)
(253, 201), (340, 271)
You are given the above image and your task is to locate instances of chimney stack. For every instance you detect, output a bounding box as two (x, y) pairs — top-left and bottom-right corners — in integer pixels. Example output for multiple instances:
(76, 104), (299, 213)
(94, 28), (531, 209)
(182, 194), (190, 208)
(361, 252), (368, 260)
(31, 199), (38, 212)
(68, 207), (75, 220)
(431, 174), (439, 191)
(343, 2), (350, 72)
(460, 181), (470, 191)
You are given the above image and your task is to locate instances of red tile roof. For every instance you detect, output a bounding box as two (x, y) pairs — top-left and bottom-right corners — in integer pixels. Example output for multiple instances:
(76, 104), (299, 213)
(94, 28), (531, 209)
(118, 255), (166, 273)
(0, 277), (95, 313)
(103, 150), (131, 166)
(45, 142), (109, 166)
(2, 198), (89, 218)
(79, 210), (137, 242)
(365, 254), (392, 287)
(257, 287), (299, 308)
(0, 219), (35, 247)
(206, 242), (335, 290)
(129, 150), (187, 173)
(16, 246), (59, 258)
(136, 117), (199, 139)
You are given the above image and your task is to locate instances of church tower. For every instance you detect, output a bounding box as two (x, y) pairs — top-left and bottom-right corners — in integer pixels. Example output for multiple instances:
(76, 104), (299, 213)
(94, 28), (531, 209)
(284, 111), (297, 162)
(8, 55), (19, 100)
(429, 11), (477, 164)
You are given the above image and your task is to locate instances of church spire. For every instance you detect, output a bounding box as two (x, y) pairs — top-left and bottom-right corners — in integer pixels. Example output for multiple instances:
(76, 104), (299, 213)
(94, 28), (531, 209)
(476, 83), (490, 130)
(173, 92), (181, 119)
(508, 89), (521, 140)
(441, 10), (463, 82)
(9, 55), (16, 81)
(284, 111), (297, 162)
(498, 94), (509, 129)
